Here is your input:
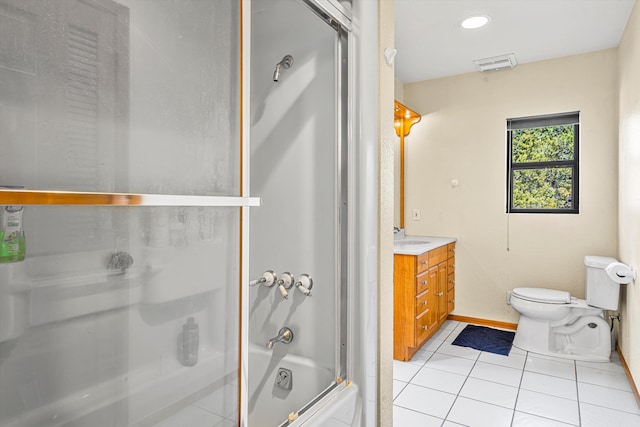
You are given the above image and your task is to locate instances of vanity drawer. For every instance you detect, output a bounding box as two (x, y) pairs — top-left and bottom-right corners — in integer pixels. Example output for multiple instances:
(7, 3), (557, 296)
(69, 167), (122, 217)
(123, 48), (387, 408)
(447, 273), (455, 291)
(429, 246), (448, 266)
(415, 290), (429, 315)
(415, 309), (431, 344)
(415, 270), (429, 294)
(416, 252), (429, 274)
(448, 287), (455, 312)
(447, 257), (455, 273)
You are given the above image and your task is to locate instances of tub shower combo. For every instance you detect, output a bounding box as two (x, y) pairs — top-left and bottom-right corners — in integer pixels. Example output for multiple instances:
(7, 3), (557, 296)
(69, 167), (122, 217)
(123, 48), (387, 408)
(0, 0), (361, 426)
(248, 0), (355, 424)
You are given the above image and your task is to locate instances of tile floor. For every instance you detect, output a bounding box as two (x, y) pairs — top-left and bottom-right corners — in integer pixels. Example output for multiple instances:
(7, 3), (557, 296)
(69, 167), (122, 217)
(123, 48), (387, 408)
(393, 320), (640, 427)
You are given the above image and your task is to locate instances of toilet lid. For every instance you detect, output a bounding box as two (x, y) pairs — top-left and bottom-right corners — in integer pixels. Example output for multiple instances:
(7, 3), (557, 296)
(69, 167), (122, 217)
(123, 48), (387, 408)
(512, 287), (571, 304)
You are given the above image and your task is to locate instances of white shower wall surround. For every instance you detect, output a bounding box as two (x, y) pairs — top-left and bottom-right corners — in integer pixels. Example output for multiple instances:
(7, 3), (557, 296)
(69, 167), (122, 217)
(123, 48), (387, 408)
(0, 0), (380, 425)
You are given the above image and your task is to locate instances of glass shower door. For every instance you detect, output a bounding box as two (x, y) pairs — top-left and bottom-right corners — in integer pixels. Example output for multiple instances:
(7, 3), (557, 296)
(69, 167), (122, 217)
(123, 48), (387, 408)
(0, 1), (247, 426)
(248, 0), (349, 425)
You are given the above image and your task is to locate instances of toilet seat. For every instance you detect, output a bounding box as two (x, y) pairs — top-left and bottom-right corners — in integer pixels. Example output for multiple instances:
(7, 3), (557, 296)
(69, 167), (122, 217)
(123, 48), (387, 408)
(512, 287), (571, 304)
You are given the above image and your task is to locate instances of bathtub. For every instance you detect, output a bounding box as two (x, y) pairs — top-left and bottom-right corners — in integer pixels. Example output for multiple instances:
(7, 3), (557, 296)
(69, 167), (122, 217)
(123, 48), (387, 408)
(294, 382), (361, 427)
(248, 345), (360, 426)
(2, 348), (231, 427)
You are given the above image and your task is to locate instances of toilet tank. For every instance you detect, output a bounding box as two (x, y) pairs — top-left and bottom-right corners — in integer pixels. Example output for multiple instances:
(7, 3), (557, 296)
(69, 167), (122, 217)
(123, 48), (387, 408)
(584, 256), (620, 310)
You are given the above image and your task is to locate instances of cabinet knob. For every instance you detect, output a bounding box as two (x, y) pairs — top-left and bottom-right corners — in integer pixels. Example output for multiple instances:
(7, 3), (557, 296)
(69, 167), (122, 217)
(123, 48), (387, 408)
(421, 280), (427, 285)
(437, 292), (444, 296)
(422, 325), (428, 330)
(422, 301), (427, 305)
(450, 299), (455, 303)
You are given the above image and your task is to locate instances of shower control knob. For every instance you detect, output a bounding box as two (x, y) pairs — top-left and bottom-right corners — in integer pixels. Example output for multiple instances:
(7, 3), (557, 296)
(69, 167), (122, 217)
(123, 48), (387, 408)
(295, 274), (313, 296)
(277, 272), (295, 300)
(250, 270), (277, 287)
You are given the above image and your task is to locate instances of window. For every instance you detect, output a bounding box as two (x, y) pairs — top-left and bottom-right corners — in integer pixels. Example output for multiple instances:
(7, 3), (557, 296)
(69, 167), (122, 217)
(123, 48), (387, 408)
(507, 112), (579, 213)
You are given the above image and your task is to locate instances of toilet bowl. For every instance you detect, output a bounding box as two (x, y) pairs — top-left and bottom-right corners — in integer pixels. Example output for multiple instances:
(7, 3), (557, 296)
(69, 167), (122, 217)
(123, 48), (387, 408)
(509, 256), (621, 362)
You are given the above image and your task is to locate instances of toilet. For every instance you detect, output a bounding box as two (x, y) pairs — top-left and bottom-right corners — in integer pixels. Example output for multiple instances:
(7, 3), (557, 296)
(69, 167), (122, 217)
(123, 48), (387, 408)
(509, 256), (621, 362)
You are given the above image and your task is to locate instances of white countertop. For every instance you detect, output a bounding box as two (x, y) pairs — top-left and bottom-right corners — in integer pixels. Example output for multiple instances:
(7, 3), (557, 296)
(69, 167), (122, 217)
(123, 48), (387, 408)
(393, 235), (457, 255)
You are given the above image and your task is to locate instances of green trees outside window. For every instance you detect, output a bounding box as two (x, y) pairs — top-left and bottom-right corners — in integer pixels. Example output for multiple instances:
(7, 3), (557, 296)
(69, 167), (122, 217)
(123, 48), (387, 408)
(507, 113), (579, 213)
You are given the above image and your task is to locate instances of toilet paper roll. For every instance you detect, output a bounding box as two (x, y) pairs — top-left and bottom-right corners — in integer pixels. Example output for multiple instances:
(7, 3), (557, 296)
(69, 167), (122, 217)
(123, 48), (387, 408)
(605, 262), (636, 285)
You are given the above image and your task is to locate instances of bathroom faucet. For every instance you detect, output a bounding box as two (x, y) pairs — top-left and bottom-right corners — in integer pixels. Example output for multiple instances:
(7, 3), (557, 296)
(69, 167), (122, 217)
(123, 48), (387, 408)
(267, 327), (293, 349)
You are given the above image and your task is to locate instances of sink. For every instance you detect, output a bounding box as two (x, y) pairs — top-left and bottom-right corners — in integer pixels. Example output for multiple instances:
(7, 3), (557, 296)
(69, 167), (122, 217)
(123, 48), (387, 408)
(394, 240), (431, 246)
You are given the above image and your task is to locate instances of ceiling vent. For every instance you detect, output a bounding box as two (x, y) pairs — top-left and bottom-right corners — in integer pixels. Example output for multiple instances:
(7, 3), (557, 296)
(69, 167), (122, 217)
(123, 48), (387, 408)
(473, 53), (517, 72)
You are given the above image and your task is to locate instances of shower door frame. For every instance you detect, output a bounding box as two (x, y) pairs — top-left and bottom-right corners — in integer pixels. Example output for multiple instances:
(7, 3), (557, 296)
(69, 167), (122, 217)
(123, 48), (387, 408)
(295, 0), (351, 386)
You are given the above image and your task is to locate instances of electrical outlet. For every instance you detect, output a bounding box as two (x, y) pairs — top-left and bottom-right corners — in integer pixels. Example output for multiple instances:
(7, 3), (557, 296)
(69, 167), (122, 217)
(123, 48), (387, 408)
(412, 209), (421, 221)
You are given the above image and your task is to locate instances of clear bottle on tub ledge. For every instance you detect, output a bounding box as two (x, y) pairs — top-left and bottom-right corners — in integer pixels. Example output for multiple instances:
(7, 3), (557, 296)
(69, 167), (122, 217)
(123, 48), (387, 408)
(0, 186), (26, 263)
(181, 317), (199, 367)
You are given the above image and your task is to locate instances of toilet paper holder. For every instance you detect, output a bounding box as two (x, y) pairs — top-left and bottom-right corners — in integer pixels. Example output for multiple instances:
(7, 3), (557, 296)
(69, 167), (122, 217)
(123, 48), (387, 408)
(605, 262), (636, 285)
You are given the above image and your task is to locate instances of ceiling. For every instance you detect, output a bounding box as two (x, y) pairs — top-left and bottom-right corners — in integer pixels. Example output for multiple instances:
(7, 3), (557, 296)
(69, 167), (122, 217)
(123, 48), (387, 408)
(394, 0), (636, 83)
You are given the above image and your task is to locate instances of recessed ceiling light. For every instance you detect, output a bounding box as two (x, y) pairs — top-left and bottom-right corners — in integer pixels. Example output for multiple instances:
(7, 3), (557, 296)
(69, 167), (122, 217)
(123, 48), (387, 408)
(459, 15), (490, 29)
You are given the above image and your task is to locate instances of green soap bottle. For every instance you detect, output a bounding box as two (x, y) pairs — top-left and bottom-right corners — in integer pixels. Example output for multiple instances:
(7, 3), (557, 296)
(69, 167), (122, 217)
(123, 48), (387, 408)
(0, 187), (26, 263)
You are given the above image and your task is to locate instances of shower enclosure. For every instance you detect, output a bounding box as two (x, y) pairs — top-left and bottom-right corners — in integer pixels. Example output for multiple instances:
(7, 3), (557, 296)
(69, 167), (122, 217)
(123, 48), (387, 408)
(247, 0), (351, 425)
(0, 0), (362, 426)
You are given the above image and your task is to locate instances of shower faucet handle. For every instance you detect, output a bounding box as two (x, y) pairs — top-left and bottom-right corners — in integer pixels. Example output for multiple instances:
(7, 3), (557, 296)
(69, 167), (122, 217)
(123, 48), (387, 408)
(277, 272), (295, 299)
(295, 274), (313, 296)
(250, 270), (277, 287)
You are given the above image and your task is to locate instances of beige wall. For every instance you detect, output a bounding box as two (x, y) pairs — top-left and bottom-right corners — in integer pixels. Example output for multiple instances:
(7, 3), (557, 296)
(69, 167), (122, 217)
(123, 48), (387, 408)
(618, 0), (640, 392)
(402, 50), (619, 323)
(378, 1), (395, 426)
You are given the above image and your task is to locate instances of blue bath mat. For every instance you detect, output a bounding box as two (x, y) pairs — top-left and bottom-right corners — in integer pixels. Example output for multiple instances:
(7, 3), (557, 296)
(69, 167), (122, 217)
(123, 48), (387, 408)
(452, 325), (515, 356)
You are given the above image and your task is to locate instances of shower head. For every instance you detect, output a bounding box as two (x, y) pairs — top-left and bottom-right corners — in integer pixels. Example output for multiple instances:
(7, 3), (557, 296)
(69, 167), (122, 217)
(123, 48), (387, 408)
(273, 55), (294, 82)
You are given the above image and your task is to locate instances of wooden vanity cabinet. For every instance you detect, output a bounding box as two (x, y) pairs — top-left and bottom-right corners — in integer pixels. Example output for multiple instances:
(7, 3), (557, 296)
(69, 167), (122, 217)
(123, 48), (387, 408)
(394, 242), (456, 361)
(447, 243), (456, 313)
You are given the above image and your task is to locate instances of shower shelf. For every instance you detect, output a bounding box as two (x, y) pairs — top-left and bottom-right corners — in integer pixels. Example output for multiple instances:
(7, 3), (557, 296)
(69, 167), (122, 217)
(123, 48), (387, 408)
(0, 189), (261, 207)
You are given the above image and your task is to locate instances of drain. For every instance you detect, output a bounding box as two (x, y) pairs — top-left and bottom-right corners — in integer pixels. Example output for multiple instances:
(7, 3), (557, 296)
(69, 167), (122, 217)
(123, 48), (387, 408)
(588, 322), (598, 329)
(275, 367), (292, 390)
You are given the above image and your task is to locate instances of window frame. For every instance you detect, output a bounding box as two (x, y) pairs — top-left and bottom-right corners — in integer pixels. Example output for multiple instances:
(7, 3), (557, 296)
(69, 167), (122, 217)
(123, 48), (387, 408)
(506, 112), (580, 214)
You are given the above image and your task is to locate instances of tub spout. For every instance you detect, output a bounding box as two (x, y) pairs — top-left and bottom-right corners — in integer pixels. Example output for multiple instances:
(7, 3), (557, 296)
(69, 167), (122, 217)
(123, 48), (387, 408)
(267, 327), (293, 349)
